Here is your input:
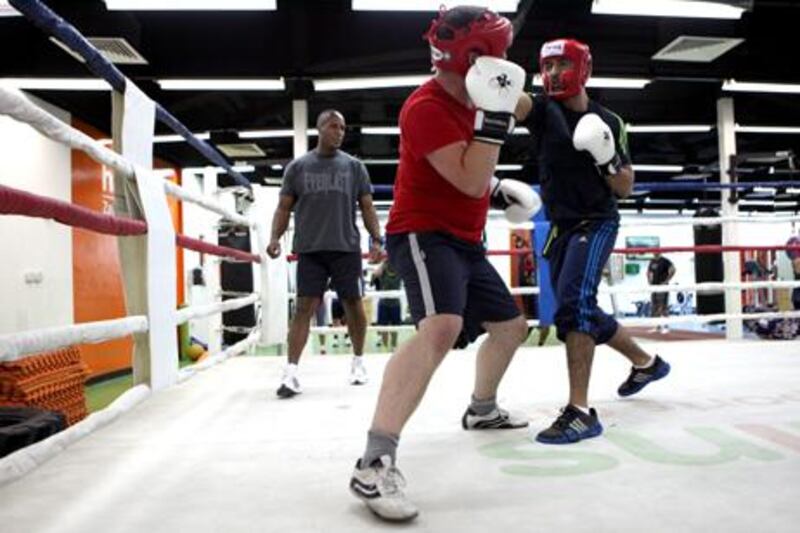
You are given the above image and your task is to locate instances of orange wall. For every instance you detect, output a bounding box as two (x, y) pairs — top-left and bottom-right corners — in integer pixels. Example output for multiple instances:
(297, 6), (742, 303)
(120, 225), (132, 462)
(71, 119), (184, 378)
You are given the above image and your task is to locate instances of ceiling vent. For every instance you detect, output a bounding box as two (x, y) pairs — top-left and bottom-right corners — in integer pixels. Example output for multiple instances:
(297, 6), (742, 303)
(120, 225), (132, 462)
(50, 37), (148, 65)
(216, 143), (267, 158)
(652, 36), (744, 62)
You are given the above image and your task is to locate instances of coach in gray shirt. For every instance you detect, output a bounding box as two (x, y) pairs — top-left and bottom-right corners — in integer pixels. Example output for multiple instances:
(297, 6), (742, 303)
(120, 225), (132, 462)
(267, 109), (382, 398)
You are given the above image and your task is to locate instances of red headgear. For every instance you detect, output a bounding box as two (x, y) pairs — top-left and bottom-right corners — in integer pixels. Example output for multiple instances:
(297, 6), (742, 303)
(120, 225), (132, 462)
(425, 6), (513, 77)
(539, 38), (592, 100)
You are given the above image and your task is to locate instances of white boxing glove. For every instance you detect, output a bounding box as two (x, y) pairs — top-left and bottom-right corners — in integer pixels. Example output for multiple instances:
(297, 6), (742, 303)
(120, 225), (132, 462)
(465, 56), (526, 145)
(489, 176), (542, 223)
(572, 113), (622, 176)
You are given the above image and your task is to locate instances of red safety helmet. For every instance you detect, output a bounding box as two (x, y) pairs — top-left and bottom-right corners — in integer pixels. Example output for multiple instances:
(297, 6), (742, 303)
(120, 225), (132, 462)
(425, 6), (514, 76)
(539, 38), (592, 100)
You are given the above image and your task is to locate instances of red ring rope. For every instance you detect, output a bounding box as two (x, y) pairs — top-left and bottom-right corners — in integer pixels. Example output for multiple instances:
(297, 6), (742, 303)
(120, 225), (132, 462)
(0, 183), (260, 263)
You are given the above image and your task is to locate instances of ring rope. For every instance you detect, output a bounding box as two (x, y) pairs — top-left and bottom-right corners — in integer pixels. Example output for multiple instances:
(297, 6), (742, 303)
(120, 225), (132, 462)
(309, 310), (800, 336)
(0, 182), (260, 263)
(175, 294), (260, 324)
(0, 88), (247, 226)
(163, 181), (251, 228)
(0, 383), (151, 488)
(0, 316), (149, 363)
(487, 244), (800, 256)
(177, 328), (261, 383)
(7, 0), (251, 189)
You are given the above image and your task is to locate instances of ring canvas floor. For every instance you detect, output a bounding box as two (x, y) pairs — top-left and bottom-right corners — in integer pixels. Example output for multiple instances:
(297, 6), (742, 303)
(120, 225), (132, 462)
(0, 338), (798, 533)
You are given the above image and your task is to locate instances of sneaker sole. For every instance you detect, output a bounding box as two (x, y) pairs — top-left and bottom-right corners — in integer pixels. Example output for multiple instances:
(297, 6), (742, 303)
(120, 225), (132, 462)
(349, 486), (419, 523)
(618, 362), (671, 397)
(535, 425), (603, 444)
(461, 410), (529, 430)
(276, 384), (300, 398)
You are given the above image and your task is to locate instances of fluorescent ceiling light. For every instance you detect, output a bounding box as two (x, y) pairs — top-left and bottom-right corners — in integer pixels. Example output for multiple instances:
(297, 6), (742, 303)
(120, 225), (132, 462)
(157, 79), (284, 91)
(0, 78), (111, 90)
(531, 74), (650, 89)
(627, 125), (712, 133)
(739, 200), (796, 207)
(496, 164), (523, 171)
(736, 125), (800, 134)
(104, 0), (276, 10)
(591, 0), (744, 19)
(362, 127), (400, 135)
(154, 132), (210, 143)
(587, 77), (651, 89)
(238, 129), (319, 139)
(0, 1), (20, 16)
(314, 75), (428, 92)
(632, 164), (684, 172)
(723, 80), (800, 94)
(352, 1), (519, 12)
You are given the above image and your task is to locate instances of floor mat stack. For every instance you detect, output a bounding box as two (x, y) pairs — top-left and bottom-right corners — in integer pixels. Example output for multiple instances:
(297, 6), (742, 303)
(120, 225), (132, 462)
(0, 347), (89, 426)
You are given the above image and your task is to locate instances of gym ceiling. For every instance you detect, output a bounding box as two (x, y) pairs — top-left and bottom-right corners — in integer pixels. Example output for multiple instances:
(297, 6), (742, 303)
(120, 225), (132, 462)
(1, 0), (799, 212)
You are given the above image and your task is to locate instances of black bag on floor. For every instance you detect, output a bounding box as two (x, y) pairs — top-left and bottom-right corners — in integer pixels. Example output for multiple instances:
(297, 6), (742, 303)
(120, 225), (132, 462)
(0, 407), (66, 458)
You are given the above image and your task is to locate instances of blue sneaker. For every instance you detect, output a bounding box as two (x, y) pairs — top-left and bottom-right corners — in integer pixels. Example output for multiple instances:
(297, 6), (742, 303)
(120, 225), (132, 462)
(535, 405), (603, 444)
(617, 355), (671, 397)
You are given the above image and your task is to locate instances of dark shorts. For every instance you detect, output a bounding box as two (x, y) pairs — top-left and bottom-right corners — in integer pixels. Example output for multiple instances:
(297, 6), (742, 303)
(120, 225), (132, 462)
(793, 288), (800, 311)
(546, 220), (619, 344)
(386, 232), (520, 348)
(296, 251), (363, 300)
(331, 297), (345, 321)
(377, 301), (402, 325)
(651, 291), (668, 308)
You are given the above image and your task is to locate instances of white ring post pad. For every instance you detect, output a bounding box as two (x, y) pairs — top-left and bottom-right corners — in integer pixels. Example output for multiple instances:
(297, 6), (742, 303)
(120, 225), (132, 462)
(119, 81), (178, 390)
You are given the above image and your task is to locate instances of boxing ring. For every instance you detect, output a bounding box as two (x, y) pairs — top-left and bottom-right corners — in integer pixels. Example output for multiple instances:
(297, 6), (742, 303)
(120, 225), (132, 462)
(1, 1), (800, 532)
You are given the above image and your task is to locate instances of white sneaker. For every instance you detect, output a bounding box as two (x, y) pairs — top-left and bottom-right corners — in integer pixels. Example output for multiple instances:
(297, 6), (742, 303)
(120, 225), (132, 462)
(349, 356), (368, 385)
(276, 364), (301, 398)
(349, 455), (418, 522)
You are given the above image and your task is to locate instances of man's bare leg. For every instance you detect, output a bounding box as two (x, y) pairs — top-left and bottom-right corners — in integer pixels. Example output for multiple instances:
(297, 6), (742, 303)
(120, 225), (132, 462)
(472, 315), (528, 400)
(342, 298), (367, 356)
(287, 296), (321, 364)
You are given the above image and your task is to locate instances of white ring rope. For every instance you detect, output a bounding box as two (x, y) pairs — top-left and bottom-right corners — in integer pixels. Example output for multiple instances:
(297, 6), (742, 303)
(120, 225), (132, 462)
(0, 87), (248, 227)
(619, 215), (800, 227)
(0, 384), (151, 488)
(0, 87), (134, 175)
(162, 180), (251, 228)
(310, 310), (800, 336)
(175, 293), (260, 325)
(617, 310), (800, 328)
(293, 280), (800, 301)
(604, 280), (800, 294)
(177, 327), (260, 383)
(0, 316), (149, 363)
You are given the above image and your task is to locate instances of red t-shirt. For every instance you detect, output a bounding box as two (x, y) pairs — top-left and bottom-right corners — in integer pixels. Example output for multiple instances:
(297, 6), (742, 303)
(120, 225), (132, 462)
(385, 79), (490, 243)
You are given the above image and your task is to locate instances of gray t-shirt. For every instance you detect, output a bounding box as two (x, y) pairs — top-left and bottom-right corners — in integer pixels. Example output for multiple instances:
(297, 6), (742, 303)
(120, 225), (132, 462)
(280, 149), (372, 253)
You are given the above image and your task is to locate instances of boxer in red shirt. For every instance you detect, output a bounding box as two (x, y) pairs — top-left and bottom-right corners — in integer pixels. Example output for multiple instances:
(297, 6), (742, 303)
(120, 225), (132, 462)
(348, 5), (539, 522)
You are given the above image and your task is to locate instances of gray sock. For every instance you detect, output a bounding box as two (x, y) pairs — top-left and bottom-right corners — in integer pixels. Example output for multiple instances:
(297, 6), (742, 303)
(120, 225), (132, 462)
(470, 394), (497, 416)
(362, 430), (399, 467)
